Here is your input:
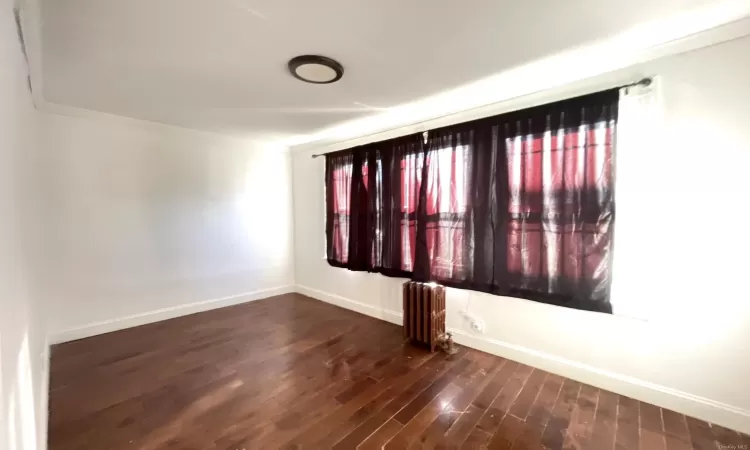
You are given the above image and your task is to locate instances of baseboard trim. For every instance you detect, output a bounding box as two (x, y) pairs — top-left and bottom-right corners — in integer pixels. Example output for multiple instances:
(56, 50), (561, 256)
(38, 336), (50, 450)
(49, 285), (295, 344)
(296, 284), (402, 326)
(448, 329), (750, 435)
(294, 284), (750, 435)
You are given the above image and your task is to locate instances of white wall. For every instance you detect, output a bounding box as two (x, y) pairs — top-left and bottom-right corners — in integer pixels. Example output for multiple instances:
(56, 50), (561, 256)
(0, 0), (46, 448)
(292, 36), (750, 433)
(37, 112), (295, 340)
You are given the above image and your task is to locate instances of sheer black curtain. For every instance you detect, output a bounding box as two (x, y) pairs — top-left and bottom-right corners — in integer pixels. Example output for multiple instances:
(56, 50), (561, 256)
(325, 151), (353, 266)
(371, 137), (424, 278)
(499, 91), (618, 312)
(325, 89), (618, 313)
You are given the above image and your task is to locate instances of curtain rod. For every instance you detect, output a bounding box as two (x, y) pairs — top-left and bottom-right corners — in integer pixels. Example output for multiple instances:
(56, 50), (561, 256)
(311, 77), (652, 158)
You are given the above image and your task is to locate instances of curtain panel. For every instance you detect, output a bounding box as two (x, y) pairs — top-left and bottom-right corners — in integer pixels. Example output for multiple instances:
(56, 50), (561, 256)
(325, 89), (618, 313)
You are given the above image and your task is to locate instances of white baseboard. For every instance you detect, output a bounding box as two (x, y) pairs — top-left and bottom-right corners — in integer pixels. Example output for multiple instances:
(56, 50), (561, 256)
(295, 284), (750, 435)
(296, 284), (402, 326)
(38, 337), (50, 450)
(49, 285), (295, 344)
(448, 329), (750, 435)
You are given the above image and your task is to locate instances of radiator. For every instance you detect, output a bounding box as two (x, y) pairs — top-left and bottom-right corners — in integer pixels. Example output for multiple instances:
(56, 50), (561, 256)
(402, 281), (446, 352)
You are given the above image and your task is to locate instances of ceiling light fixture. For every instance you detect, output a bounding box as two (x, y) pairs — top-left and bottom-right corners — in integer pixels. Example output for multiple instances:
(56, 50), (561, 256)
(288, 55), (344, 84)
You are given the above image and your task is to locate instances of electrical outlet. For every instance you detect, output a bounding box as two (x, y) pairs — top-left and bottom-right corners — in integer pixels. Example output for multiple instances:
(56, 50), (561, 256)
(469, 317), (484, 333)
(460, 308), (485, 334)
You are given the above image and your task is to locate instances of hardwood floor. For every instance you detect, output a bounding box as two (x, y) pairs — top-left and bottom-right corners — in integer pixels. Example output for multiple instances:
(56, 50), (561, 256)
(49, 293), (749, 450)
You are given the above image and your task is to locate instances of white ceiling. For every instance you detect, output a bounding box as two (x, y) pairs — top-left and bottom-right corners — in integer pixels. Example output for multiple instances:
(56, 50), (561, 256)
(40, 0), (742, 142)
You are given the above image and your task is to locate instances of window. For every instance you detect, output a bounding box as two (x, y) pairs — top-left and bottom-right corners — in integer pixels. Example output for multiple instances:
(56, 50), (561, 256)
(505, 117), (614, 307)
(329, 140), (469, 279)
(399, 152), (422, 271)
(324, 89), (618, 313)
(324, 152), (353, 265)
(420, 142), (469, 280)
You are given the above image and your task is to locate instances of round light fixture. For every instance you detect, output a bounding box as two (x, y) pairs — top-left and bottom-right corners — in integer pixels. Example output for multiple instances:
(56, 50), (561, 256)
(288, 55), (344, 84)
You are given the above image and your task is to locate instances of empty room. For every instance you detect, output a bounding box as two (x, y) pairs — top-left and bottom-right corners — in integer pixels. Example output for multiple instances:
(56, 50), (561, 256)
(2, 0), (750, 448)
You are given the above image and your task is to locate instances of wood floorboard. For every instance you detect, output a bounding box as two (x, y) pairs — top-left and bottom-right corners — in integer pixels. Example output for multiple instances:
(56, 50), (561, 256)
(639, 401), (667, 450)
(614, 394), (640, 450)
(417, 358), (504, 449)
(486, 413), (527, 450)
(560, 384), (599, 450)
(48, 293), (749, 449)
(469, 361), (531, 447)
(585, 389), (618, 450)
(540, 378), (582, 449)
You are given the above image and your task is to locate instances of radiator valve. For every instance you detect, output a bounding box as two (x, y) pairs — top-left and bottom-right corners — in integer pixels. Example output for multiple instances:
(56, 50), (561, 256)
(438, 332), (458, 355)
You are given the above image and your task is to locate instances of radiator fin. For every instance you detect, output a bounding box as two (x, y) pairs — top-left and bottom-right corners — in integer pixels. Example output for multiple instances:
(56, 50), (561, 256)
(402, 282), (446, 352)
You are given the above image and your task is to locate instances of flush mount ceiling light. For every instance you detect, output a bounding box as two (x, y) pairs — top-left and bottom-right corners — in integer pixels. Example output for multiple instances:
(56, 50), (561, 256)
(288, 55), (344, 84)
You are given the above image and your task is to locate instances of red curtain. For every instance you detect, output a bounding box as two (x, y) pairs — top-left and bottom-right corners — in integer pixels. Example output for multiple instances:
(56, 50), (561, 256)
(325, 89), (618, 313)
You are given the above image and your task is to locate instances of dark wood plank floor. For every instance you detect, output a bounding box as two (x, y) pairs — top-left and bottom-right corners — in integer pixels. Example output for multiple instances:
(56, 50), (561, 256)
(49, 293), (749, 450)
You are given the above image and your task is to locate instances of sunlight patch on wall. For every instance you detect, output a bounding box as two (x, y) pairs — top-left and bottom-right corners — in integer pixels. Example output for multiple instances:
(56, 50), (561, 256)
(236, 150), (292, 268)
